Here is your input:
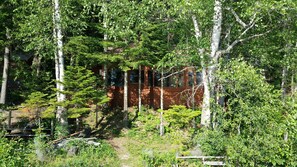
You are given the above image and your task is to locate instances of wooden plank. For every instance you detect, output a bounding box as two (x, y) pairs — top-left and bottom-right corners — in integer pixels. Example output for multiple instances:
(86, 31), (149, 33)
(176, 155), (225, 159)
(176, 153), (226, 166)
(5, 134), (50, 137)
(203, 161), (225, 166)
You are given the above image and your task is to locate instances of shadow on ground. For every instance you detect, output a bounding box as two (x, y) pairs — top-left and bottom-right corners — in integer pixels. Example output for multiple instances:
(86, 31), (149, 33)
(93, 108), (139, 139)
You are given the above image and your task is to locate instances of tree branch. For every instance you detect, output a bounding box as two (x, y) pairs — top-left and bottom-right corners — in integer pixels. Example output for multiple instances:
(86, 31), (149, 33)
(219, 30), (271, 55)
(227, 7), (247, 28)
(192, 15), (202, 40)
(159, 67), (192, 81)
(215, 12), (265, 59)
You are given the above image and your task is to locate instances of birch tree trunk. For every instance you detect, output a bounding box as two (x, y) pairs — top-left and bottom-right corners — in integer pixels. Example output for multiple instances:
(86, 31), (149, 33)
(281, 66), (288, 99)
(103, 2), (108, 88)
(160, 69), (164, 110)
(281, 66), (288, 141)
(160, 68), (164, 136)
(0, 29), (11, 105)
(123, 70), (128, 127)
(0, 45), (9, 104)
(138, 65), (142, 112)
(53, 0), (67, 134)
(201, 0), (223, 127)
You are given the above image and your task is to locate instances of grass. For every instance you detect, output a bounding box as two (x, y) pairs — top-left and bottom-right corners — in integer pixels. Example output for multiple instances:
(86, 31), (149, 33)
(0, 135), (120, 167)
(118, 108), (195, 166)
(0, 106), (201, 167)
(44, 140), (120, 167)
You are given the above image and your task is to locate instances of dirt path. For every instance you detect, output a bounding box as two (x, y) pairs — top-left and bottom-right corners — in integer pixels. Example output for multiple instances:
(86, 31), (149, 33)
(108, 137), (139, 167)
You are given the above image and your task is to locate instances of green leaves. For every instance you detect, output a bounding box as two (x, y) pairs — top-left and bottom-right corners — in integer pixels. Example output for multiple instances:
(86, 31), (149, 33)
(162, 105), (201, 129)
(198, 59), (295, 165)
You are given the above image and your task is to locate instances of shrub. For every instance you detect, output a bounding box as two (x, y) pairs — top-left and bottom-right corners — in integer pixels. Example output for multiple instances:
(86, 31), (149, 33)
(142, 150), (177, 167)
(196, 60), (297, 166)
(162, 105), (201, 129)
(0, 136), (31, 166)
(48, 140), (119, 167)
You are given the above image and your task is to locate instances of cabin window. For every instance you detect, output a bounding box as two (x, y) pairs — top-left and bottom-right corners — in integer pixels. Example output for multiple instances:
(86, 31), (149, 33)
(148, 70), (154, 86)
(188, 71), (203, 86)
(148, 71), (161, 86)
(154, 72), (161, 86)
(164, 71), (183, 87)
(108, 68), (124, 86)
(188, 71), (194, 86)
(129, 70), (144, 84)
(196, 72), (202, 85)
(148, 70), (184, 87)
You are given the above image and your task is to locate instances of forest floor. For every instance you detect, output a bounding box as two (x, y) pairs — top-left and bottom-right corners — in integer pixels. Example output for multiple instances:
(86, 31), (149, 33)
(108, 135), (142, 167)
(90, 108), (184, 167)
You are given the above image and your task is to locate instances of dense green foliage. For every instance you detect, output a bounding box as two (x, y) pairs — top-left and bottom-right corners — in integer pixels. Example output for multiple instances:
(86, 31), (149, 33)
(0, 137), (31, 166)
(1, 0), (297, 166)
(62, 66), (109, 118)
(162, 105), (201, 129)
(44, 140), (120, 167)
(127, 109), (199, 166)
(0, 134), (119, 167)
(196, 60), (297, 166)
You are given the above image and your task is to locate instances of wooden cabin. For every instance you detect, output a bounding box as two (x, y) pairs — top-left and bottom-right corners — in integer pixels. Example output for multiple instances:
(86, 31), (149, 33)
(97, 66), (204, 109)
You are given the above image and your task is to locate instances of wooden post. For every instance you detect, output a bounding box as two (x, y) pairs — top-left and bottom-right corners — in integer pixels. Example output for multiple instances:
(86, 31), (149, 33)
(8, 110), (12, 129)
(138, 65), (142, 112)
(51, 119), (54, 137)
(123, 71), (129, 127)
(95, 104), (99, 128)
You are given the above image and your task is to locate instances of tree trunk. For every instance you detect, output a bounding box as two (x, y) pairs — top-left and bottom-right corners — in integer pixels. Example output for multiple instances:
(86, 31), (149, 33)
(32, 55), (41, 76)
(281, 66), (288, 141)
(123, 70), (128, 127)
(160, 69), (164, 110)
(160, 68), (164, 136)
(201, 0), (223, 127)
(0, 29), (10, 105)
(0, 45), (9, 104)
(191, 68), (196, 110)
(291, 71), (294, 95)
(53, 0), (67, 135)
(138, 65), (142, 112)
(103, 4), (108, 88)
(281, 66), (288, 99)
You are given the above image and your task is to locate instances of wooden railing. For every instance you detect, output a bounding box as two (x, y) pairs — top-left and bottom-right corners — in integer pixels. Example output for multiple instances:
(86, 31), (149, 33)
(4, 128), (52, 138)
(176, 153), (226, 166)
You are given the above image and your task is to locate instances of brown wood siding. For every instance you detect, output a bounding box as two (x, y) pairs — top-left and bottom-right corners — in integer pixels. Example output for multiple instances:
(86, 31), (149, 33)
(107, 86), (203, 109)
(106, 66), (203, 109)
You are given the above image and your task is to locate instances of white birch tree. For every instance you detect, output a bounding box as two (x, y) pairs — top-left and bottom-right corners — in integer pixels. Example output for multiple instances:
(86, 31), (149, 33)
(53, 0), (67, 134)
(138, 65), (142, 112)
(0, 30), (10, 104)
(160, 68), (164, 136)
(123, 70), (128, 127)
(190, 0), (271, 127)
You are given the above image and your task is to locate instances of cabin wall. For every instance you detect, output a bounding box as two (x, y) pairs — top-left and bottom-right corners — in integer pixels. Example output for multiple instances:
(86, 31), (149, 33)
(107, 86), (203, 109)
(106, 66), (203, 109)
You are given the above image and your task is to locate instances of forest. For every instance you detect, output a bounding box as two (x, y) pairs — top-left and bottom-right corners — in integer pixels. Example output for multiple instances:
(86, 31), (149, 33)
(0, 0), (297, 166)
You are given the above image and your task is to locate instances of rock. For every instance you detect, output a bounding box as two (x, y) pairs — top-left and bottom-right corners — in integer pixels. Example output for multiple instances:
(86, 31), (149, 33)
(10, 128), (22, 134)
(56, 139), (68, 148)
(67, 146), (79, 157)
(87, 140), (100, 146)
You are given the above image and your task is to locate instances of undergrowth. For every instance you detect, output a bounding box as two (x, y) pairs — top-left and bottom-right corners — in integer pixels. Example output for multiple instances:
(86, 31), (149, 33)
(125, 106), (201, 166)
(0, 133), (119, 167)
